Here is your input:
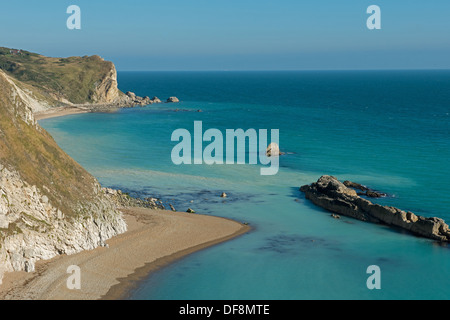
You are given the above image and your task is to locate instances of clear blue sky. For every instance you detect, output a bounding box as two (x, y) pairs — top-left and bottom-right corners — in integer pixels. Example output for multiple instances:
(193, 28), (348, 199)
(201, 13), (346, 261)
(1, 0), (450, 70)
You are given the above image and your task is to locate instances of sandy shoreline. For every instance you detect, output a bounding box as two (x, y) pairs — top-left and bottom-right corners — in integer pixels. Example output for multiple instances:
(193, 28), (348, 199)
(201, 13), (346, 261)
(0, 207), (250, 300)
(34, 106), (91, 120)
(34, 104), (127, 121)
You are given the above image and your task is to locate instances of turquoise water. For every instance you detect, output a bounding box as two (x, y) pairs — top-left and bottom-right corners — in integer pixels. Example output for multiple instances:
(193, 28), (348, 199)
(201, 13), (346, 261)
(40, 71), (450, 299)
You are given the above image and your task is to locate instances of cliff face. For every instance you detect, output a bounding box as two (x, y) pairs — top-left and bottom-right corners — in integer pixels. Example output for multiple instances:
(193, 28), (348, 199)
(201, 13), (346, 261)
(0, 68), (127, 284)
(91, 60), (123, 104)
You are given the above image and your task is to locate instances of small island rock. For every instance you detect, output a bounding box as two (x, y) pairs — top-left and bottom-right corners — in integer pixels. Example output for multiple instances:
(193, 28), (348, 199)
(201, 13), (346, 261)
(266, 143), (281, 157)
(151, 97), (162, 103)
(167, 97), (180, 103)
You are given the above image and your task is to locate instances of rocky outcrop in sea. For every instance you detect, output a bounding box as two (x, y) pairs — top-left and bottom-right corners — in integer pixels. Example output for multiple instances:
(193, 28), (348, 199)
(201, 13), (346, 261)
(125, 92), (181, 106)
(125, 92), (163, 106)
(300, 175), (450, 242)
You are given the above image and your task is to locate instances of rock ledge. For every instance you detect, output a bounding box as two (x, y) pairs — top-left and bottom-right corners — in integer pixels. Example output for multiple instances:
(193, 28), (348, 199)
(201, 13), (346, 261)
(300, 175), (450, 242)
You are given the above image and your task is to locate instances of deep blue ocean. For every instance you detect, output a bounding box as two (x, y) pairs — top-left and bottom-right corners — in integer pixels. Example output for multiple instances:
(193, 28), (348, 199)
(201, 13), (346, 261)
(40, 71), (450, 299)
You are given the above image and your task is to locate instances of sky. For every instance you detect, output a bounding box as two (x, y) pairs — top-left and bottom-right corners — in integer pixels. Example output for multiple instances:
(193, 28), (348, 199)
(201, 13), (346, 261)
(1, 0), (450, 71)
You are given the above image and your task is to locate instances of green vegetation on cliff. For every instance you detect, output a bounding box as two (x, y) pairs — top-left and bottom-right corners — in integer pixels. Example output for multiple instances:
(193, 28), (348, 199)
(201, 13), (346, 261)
(0, 47), (118, 104)
(0, 71), (97, 216)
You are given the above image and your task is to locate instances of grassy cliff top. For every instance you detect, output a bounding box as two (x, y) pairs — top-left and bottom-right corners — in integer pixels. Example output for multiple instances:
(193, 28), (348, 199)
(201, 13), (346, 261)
(0, 47), (116, 104)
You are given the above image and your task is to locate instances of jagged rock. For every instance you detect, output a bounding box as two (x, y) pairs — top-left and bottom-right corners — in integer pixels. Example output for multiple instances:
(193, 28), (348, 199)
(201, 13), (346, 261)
(125, 92), (157, 106)
(365, 191), (386, 198)
(126, 92), (136, 99)
(103, 191), (165, 210)
(167, 97), (180, 103)
(266, 143), (280, 157)
(24, 261), (34, 273)
(72, 56), (125, 105)
(300, 175), (450, 242)
(186, 208), (196, 214)
(343, 180), (386, 198)
(343, 180), (368, 191)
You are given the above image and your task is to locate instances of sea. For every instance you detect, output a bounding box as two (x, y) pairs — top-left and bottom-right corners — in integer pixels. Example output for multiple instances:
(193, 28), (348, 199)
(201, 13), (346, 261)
(39, 70), (450, 300)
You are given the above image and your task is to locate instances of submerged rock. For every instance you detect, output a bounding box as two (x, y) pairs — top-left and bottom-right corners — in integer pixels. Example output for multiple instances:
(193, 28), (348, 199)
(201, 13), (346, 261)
(300, 176), (450, 242)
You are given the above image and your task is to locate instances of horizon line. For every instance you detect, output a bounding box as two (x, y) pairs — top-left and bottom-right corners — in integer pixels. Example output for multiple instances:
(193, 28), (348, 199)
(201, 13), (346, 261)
(116, 68), (450, 72)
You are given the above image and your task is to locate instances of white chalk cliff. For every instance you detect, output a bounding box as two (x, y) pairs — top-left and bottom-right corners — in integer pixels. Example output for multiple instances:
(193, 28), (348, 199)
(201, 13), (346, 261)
(0, 64), (127, 284)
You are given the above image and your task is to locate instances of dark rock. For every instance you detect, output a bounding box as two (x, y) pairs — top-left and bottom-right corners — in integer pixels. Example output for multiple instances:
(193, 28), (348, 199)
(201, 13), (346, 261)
(366, 191), (386, 198)
(186, 208), (196, 213)
(343, 180), (369, 191)
(300, 175), (450, 242)
(343, 180), (387, 198)
(344, 180), (386, 198)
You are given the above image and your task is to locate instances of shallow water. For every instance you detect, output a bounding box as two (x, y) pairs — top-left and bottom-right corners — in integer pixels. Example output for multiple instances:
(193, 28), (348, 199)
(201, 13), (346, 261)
(40, 71), (450, 299)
